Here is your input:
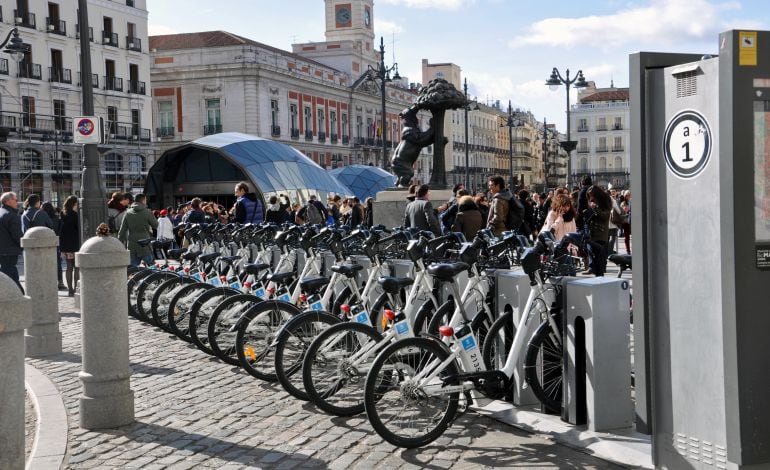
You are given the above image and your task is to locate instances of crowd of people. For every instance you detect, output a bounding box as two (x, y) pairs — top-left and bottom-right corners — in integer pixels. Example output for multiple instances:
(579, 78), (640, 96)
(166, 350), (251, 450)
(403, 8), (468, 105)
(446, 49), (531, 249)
(400, 175), (631, 277)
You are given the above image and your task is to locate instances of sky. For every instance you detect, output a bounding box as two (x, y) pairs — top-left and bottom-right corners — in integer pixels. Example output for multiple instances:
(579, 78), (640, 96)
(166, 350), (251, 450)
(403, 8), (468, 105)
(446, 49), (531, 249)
(148, 0), (768, 132)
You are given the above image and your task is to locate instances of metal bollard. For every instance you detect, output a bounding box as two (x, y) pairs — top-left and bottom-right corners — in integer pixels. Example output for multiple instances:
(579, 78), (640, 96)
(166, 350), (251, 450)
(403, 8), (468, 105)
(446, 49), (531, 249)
(75, 235), (135, 429)
(21, 227), (62, 357)
(0, 273), (33, 470)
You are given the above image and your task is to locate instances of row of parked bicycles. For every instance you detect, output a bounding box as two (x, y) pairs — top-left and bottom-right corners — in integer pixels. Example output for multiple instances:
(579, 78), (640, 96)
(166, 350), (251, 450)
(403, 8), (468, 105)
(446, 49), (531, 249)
(126, 220), (590, 448)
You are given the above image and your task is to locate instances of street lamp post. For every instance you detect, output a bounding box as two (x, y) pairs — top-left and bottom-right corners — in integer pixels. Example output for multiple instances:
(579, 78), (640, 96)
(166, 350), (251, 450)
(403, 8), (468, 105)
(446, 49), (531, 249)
(78, 0), (106, 241)
(545, 67), (588, 189)
(462, 78), (479, 190)
(500, 101), (523, 191)
(351, 37), (399, 171)
(542, 117), (549, 190)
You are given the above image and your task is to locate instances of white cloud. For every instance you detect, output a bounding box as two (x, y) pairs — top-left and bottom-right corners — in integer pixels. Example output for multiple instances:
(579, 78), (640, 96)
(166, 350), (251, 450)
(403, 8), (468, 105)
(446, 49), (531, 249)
(375, 19), (405, 36)
(148, 24), (180, 36)
(378, 0), (474, 10)
(509, 0), (745, 49)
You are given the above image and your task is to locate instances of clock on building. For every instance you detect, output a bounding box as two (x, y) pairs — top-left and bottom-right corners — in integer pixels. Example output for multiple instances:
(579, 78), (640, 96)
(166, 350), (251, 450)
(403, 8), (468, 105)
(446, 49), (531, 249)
(335, 4), (352, 27)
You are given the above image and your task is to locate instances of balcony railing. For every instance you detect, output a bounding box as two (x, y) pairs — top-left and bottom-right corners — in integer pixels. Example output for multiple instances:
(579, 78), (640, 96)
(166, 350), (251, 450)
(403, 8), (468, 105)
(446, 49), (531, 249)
(512, 136), (531, 143)
(271, 125), (281, 137)
(0, 58), (8, 75)
(102, 31), (119, 47)
(76, 24), (94, 42)
(49, 67), (72, 84)
(612, 146), (625, 152)
(577, 126), (589, 132)
(203, 124), (222, 135)
(596, 125), (608, 131)
(18, 63), (42, 80)
(596, 146), (609, 153)
(577, 147), (590, 154)
(46, 17), (66, 35)
(14, 10), (35, 29)
(0, 110), (75, 137)
(342, 135), (349, 145)
(104, 76), (123, 92)
(330, 133), (338, 144)
(353, 137), (365, 146)
(106, 124), (150, 142)
(304, 130), (313, 141)
(613, 124), (623, 130)
(156, 127), (175, 138)
(126, 36), (142, 52)
(127, 80), (145, 95)
(77, 73), (99, 88)
(318, 131), (325, 143)
(290, 128), (299, 139)
(366, 137), (375, 146)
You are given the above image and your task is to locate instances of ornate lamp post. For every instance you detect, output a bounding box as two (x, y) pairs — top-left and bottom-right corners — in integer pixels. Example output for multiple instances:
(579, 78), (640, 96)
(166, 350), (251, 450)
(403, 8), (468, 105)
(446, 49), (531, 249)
(462, 78), (479, 189)
(545, 67), (588, 188)
(0, 27), (28, 147)
(351, 37), (399, 171)
(78, 0), (106, 240)
(500, 101), (525, 190)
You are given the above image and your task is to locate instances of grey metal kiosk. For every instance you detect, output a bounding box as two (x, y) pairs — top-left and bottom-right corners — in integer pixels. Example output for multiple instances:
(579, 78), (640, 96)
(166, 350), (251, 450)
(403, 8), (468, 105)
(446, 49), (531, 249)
(631, 30), (770, 469)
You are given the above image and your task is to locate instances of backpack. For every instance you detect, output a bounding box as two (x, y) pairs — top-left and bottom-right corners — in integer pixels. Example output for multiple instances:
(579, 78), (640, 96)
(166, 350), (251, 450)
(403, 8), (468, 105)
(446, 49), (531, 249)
(505, 197), (524, 231)
(304, 202), (323, 225)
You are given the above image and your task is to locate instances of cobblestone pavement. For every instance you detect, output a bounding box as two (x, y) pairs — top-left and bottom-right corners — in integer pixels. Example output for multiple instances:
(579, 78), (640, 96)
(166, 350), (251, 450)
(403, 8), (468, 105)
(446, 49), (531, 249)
(25, 293), (624, 469)
(25, 393), (36, 459)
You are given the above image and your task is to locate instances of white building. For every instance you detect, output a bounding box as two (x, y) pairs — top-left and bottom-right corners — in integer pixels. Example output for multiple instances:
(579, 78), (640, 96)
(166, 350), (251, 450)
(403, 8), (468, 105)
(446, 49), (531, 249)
(0, 0), (153, 204)
(570, 82), (631, 189)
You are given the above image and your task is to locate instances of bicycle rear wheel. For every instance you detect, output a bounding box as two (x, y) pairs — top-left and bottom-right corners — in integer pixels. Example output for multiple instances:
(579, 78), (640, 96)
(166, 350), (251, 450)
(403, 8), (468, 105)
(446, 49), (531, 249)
(235, 301), (301, 381)
(303, 321), (383, 416)
(151, 276), (197, 332)
(524, 320), (563, 411)
(208, 294), (263, 365)
(364, 337), (460, 449)
(274, 310), (342, 401)
(136, 272), (178, 326)
(188, 287), (240, 356)
(167, 283), (212, 342)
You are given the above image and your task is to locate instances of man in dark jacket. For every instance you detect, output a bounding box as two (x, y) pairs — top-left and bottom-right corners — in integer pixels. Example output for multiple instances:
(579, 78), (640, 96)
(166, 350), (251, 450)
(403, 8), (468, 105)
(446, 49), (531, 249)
(182, 198), (206, 224)
(118, 194), (159, 267)
(347, 197), (363, 228)
(486, 176), (514, 237)
(308, 195), (328, 222)
(21, 194), (55, 233)
(0, 192), (23, 292)
(403, 184), (440, 235)
(233, 182), (264, 224)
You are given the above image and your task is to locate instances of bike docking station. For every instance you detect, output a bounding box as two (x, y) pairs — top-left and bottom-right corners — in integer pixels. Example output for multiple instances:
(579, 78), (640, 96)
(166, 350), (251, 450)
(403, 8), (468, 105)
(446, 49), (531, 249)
(627, 30), (770, 469)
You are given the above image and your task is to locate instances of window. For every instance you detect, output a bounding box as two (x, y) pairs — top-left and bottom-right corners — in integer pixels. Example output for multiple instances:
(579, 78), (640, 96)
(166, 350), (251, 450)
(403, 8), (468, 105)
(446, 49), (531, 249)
(131, 109), (140, 136)
(341, 113), (348, 137)
(597, 117), (606, 130)
(330, 110), (337, 134)
(614, 117), (622, 130)
(289, 103), (297, 130)
(356, 116), (362, 138)
(613, 136), (623, 151)
(304, 106), (312, 132)
(107, 106), (117, 134)
(317, 108), (324, 133)
(579, 138), (588, 152)
(579, 158), (588, 171)
(206, 99), (221, 126)
(127, 154), (146, 174)
(598, 157), (607, 170)
(53, 99), (65, 131)
(20, 149), (41, 171)
(158, 101), (173, 131)
(578, 118), (587, 131)
(614, 156), (623, 169)
(270, 99), (279, 128)
(366, 118), (372, 138)
(22, 96), (35, 128)
(598, 137), (607, 151)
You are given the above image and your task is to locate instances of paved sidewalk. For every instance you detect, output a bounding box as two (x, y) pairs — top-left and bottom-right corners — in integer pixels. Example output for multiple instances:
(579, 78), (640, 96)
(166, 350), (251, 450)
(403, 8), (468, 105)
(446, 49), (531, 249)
(25, 292), (625, 469)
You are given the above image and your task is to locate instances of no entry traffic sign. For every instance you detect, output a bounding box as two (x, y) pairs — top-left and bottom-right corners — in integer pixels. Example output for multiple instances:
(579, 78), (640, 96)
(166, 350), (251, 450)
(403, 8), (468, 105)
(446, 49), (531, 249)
(73, 116), (103, 144)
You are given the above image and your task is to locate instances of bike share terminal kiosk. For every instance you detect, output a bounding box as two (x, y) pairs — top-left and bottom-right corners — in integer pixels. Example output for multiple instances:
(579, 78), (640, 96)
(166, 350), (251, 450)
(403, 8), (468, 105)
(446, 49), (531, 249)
(631, 30), (770, 469)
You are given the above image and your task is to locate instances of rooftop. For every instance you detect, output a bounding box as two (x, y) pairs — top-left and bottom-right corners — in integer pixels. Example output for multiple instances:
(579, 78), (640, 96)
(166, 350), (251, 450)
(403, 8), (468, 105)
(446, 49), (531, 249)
(580, 89), (630, 103)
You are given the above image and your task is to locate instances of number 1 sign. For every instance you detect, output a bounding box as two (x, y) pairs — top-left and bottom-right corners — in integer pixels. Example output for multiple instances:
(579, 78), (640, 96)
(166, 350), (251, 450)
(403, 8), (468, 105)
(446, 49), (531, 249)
(663, 110), (712, 179)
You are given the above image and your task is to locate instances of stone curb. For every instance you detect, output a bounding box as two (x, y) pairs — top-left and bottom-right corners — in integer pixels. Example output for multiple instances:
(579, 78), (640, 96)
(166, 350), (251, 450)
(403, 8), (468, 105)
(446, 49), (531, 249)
(25, 363), (68, 470)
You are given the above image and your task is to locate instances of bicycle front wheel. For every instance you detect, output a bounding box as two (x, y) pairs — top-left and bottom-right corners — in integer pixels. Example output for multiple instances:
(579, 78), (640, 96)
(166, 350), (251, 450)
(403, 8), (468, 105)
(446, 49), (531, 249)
(235, 301), (300, 381)
(524, 320), (563, 411)
(364, 337), (460, 449)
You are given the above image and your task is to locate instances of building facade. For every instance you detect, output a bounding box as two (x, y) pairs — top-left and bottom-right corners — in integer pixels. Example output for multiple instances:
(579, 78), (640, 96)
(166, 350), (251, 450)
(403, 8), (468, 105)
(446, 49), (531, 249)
(421, 59), (461, 89)
(0, 0), (153, 205)
(570, 83), (631, 189)
(149, 0), (435, 186)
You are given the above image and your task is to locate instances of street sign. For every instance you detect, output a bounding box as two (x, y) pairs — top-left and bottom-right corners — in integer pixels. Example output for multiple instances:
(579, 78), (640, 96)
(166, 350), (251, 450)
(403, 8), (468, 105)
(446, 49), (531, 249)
(73, 116), (103, 144)
(662, 110), (712, 179)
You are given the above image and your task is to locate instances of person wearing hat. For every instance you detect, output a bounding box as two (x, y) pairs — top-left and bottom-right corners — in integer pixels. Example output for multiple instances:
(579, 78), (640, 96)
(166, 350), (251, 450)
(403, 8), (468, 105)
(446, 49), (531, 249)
(406, 184), (418, 202)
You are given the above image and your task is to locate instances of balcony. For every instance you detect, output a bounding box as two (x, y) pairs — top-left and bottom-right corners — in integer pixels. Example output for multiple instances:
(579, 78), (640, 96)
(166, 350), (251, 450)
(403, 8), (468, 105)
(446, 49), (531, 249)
(46, 17), (66, 35)
(318, 131), (325, 143)
(577, 147), (590, 154)
(156, 127), (175, 138)
(330, 133), (338, 144)
(127, 80), (145, 95)
(596, 125), (608, 131)
(304, 130), (313, 141)
(342, 135), (349, 145)
(290, 128), (299, 139)
(577, 126), (589, 132)
(0, 110), (75, 137)
(103, 76), (123, 92)
(203, 124), (223, 135)
(596, 146), (609, 153)
(512, 136), (531, 143)
(0, 58), (8, 75)
(271, 125), (281, 137)
(612, 146), (625, 152)
(14, 10), (36, 29)
(18, 63), (42, 80)
(76, 24), (94, 42)
(49, 67), (72, 84)
(126, 36), (142, 52)
(366, 137), (374, 146)
(613, 124), (623, 130)
(77, 73), (99, 88)
(102, 31), (119, 47)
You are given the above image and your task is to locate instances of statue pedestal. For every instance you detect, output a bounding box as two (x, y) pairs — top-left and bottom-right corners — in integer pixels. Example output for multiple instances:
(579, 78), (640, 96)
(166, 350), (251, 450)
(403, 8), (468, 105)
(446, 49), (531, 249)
(372, 188), (454, 229)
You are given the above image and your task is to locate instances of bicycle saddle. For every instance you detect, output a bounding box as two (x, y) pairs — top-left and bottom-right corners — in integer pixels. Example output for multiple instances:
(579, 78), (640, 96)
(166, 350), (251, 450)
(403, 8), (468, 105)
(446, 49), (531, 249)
(151, 239), (173, 249)
(267, 272), (294, 285)
(244, 263), (270, 275)
(167, 248), (186, 260)
(219, 255), (241, 265)
(377, 276), (413, 294)
(198, 252), (221, 264)
(299, 277), (330, 295)
(181, 251), (200, 261)
(426, 262), (469, 282)
(331, 264), (364, 278)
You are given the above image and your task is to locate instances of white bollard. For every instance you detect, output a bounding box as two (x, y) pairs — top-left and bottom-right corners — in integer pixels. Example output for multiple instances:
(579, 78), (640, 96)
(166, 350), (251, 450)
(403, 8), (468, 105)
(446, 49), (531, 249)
(0, 273), (33, 470)
(75, 234), (134, 429)
(21, 226), (62, 357)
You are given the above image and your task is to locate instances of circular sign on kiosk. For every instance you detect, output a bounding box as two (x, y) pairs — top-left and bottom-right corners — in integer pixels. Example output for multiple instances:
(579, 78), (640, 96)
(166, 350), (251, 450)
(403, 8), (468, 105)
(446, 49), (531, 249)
(662, 110), (712, 179)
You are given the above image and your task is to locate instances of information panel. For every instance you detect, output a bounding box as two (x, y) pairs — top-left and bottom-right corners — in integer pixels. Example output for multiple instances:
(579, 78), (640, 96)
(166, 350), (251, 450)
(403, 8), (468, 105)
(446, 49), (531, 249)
(754, 100), (770, 268)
